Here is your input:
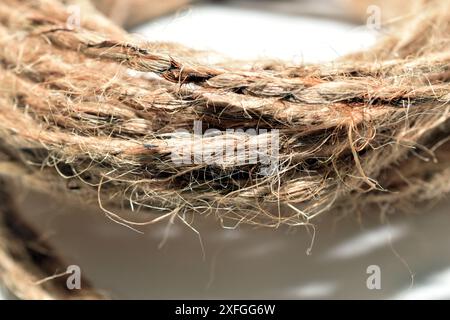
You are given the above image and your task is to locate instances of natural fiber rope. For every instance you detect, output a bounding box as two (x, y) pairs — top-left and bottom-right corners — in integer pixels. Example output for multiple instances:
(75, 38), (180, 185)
(0, 0), (449, 298)
(0, 0), (449, 227)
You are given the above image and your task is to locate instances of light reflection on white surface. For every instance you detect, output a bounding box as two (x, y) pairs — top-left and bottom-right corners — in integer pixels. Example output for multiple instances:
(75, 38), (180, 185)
(287, 282), (338, 298)
(133, 5), (377, 62)
(147, 223), (183, 241)
(324, 224), (409, 260)
(234, 240), (286, 259)
(213, 229), (246, 241)
(393, 268), (450, 300)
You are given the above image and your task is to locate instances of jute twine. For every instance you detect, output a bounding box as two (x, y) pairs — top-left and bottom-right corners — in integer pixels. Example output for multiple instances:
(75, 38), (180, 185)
(0, 0), (448, 299)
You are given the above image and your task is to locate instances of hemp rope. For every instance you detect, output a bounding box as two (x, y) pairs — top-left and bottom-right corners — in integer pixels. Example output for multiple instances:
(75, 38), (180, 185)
(0, 0), (448, 298)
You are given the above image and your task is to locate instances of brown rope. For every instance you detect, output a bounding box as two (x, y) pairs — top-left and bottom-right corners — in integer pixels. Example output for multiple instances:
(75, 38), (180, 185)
(0, 0), (449, 299)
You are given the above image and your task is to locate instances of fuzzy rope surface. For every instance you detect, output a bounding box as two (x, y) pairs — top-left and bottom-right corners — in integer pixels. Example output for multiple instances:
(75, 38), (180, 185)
(0, 0), (448, 231)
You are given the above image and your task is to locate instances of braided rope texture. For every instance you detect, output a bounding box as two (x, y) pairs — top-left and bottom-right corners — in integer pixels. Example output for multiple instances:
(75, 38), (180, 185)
(0, 0), (448, 231)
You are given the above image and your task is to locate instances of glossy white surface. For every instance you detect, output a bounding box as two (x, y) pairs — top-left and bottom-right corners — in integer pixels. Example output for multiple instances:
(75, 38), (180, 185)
(14, 191), (450, 299)
(132, 4), (376, 62)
